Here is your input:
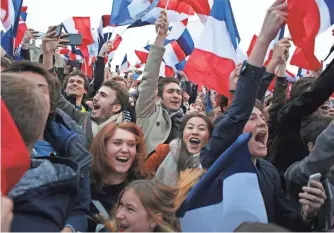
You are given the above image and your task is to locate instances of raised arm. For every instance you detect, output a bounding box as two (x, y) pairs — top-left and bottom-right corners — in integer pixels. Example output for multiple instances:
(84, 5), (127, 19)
(136, 11), (167, 118)
(200, 0), (288, 169)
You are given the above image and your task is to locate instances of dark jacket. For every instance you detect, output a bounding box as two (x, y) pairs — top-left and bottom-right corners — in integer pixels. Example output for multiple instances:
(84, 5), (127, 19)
(257, 159), (312, 231)
(200, 63), (265, 169)
(9, 109), (92, 232)
(285, 120), (334, 231)
(10, 157), (79, 232)
(269, 59), (334, 180)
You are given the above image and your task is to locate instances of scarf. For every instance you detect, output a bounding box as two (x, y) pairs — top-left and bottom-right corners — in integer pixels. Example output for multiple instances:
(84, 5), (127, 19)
(91, 112), (124, 137)
(166, 108), (184, 143)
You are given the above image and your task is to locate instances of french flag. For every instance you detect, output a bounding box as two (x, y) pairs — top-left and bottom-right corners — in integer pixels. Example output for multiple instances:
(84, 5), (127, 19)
(128, 0), (194, 28)
(135, 44), (150, 64)
(165, 20), (194, 56)
(164, 40), (187, 67)
(110, 0), (159, 26)
(160, 62), (175, 77)
(120, 54), (130, 73)
(184, 0), (240, 97)
(179, 0), (211, 23)
(14, 7), (28, 48)
(97, 15), (113, 52)
(288, 0), (333, 70)
(106, 34), (122, 62)
(1, 0), (22, 34)
(177, 133), (268, 232)
(247, 27), (286, 67)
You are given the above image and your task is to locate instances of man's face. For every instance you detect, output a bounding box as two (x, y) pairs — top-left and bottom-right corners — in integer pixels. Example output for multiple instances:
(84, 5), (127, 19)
(64, 75), (86, 98)
(161, 82), (182, 111)
(92, 86), (120, 124)
(21, 71), (51, 114)
(243, 107), (268, 158)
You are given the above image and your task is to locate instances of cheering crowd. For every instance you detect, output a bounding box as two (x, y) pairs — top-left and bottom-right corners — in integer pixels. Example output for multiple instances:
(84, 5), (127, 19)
(2, 0), (334, 231)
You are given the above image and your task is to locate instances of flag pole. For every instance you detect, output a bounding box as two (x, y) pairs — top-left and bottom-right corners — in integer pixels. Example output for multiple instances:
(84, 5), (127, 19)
(108, 26), (115, 42)
(156, 0), (170, 35)
(110, 27), (127, 47)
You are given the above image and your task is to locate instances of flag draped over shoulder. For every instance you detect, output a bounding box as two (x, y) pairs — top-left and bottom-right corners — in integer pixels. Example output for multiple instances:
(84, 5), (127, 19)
(177, 133), (268, 232)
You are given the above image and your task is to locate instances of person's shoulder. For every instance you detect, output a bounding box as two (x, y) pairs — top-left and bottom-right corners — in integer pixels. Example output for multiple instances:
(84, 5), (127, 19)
(257, 158), (280, 178)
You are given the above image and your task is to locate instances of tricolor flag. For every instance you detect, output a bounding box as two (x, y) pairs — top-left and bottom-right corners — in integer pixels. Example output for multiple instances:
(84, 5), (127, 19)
(179, 0), (211, 23)
(106, 34), (122, 62)
(128, 0), (194, 28)
(1, 98), (30, 196)
(97, 15), (113, 52)
(120, 54), (130, 73)
(135, 44), (150, 64)
(110, 0), (159, 26)
(1, 0), (22, 35)
(177, 133), (268, 232)
(287, 0), (332, 70)
(184, 0), (240, 97)
(14, 6), (28, 48)
(164, 20), (194, 56)
(164, 40), (187, 67)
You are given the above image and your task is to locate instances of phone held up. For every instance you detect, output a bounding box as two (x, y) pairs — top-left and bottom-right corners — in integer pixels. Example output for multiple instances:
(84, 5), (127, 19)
(307, 173), (321, 187)
(54, 23), (82, 46)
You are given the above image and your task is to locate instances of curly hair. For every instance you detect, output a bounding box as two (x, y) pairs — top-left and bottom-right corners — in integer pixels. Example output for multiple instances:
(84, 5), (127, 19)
(90, 122), (150, 191)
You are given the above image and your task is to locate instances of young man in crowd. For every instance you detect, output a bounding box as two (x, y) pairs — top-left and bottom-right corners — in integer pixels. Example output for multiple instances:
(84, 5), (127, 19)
(136, 11), (184, 156)
(63, 70), (90, 112)
(1, 73), (49, 232)
(199, 0), (327, 230)
(285, 115), (334, 231)
(3, 61), (92, 232)
(41, 27), (130, 145)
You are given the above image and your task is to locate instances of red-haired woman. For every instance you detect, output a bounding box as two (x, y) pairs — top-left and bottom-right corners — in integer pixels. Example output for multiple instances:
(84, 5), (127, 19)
(88, 122), (149, 231)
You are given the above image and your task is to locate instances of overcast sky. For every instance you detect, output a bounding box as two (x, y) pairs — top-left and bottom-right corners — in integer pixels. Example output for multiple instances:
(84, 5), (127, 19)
(22, 0), (334, 72)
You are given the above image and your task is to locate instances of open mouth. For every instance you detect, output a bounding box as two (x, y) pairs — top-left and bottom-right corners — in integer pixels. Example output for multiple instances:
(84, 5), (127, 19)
(189, 137), (201, 145)
(116, 156), (129, 163)
(119, 223), (129, 232)
(93, 104), (101, 111)
(254, 131), (267, 146)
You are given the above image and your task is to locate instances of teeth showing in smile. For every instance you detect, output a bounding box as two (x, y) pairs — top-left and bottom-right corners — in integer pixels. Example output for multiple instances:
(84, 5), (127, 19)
(116, 156), (129, 162)
(189, 138), (200, 145)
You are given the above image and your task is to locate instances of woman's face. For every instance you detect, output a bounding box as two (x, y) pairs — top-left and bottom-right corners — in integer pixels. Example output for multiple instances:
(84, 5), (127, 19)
(195, 99), (203, 112)
(183, 117), (210, 154)
(116, 188), (153, 232)
(106, 128), (137, 175)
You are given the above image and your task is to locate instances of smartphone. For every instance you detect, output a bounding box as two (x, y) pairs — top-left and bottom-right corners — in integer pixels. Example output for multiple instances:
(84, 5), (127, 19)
(62, 34), (82, 46)
(54, 24), (63, 37)
(33, 32), (45, 39)
(307, 173), (321, 187)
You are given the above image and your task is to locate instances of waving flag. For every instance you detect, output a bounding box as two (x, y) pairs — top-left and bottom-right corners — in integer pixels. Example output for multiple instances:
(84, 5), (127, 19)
(164, 40), (187, 67)
(1, 99), (30, 195)
(165, 20), (194, 56)
(106, 34), (122, 62)
(120, 54), (130, 72)
(177, 133), (267, 232)
(180, 0), (210, 23)
(316, 0), (334, 34)
(14, 7), (28, 48)
(288, 0), (323, 70)
(97, 15), (113, 52)
(110, 0), (159, 26)
(1, 0), (22, 35)
(128, 0), (193, 28)
(184, 0), (240, 97)
(135, 44), (150, 64)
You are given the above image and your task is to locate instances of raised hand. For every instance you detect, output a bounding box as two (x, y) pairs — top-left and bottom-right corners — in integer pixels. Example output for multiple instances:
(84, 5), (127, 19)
(229, 63), (242, 91)
(258, 0), (288, 44)
(99, 41), (113, 57)
(155, 10), (168, 38)
(273, 38), (291, 64)
(42, 26), (68, 54)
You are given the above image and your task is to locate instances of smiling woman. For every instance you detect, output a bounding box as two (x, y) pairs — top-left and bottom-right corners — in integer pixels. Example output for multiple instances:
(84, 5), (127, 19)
(88, 122), (150, 232)
(153, 112), (214, 187)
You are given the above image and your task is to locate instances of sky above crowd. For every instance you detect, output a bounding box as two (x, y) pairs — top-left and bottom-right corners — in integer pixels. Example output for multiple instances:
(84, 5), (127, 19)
(23, 0), (334, 72)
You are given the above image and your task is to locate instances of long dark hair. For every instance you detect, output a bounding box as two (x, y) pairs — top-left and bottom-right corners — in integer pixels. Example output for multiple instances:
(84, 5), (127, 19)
(176, 112), (213, 174)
